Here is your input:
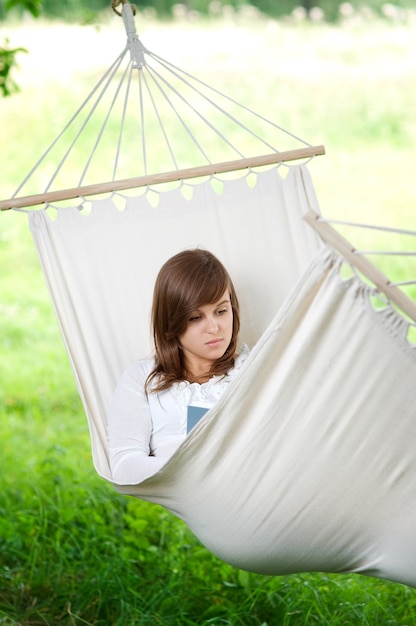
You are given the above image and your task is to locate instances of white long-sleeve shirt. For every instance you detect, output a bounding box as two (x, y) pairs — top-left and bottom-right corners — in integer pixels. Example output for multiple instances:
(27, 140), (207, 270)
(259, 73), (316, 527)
(108, 345), (250, 485)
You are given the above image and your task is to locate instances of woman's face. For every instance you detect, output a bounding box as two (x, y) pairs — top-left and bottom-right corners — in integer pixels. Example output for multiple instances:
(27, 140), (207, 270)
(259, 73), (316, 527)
(178, 289), (233, 377)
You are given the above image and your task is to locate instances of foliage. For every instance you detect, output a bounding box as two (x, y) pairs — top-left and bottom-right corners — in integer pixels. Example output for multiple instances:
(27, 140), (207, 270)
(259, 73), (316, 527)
(0, 38), (26, 96)
(0, 0), (41, 96)
(2, 0), (42, 16)
(1, 433), (416, 625)
(8, 0), (416, 22)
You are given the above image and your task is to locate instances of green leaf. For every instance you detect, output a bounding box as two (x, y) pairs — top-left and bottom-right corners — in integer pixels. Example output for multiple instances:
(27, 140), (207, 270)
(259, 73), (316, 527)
(5, 0), (42, 17)
(0, 42), (28, 97)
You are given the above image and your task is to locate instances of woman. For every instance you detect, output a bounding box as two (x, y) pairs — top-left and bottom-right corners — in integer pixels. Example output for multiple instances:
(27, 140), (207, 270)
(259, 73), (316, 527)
(108, 249), (250, 485)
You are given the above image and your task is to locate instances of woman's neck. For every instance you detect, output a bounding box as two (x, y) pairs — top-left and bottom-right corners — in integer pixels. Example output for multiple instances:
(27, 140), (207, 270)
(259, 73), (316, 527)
(185, 369), (213, 384)
(182, 354), (214, 384)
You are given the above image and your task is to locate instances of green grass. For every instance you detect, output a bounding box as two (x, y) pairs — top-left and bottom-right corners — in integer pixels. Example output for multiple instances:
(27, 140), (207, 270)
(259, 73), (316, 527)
(1, 13), (416, 625)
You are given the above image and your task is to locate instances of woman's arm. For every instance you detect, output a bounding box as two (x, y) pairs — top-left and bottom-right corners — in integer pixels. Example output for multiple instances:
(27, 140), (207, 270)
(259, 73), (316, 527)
(108, 363), (167, 485)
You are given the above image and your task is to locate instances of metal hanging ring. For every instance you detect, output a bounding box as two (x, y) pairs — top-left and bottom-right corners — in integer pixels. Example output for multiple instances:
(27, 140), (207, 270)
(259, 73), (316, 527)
(111, 0), (136, 17)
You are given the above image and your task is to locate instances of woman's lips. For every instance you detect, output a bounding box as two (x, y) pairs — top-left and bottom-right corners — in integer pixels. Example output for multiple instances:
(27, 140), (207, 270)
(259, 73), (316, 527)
(205, 338), (223, 347)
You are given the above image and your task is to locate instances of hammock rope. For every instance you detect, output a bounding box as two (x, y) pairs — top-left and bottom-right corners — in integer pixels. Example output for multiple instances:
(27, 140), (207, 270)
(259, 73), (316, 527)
(320, 217), (416, 237)
(144, 54), (284, 158)
(305, 210), (416, 323)
(121, 0), (312, 153)
(1, 1), (326, 214)
(356, 251), (416, 257)
(112, 63), (134, 179)
(144, 63), (218, 164)
(78, 59), (133, 187)
(11, 50), (128, 200)
(0, 1), (414, 321)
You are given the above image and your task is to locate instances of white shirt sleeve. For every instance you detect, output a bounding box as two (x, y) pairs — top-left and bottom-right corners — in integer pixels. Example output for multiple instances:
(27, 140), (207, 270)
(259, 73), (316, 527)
(107, 345), (251, 485)
(108, 361), (167, 485)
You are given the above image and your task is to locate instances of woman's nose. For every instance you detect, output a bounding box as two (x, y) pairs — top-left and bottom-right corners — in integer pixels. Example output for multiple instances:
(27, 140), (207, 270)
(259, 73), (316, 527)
(206, 316), (219, 332)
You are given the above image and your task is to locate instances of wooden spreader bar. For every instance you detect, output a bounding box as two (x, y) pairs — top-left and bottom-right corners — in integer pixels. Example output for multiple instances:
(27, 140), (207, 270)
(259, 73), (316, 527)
(304, 210), (416, 324)
(0, 145), (325, 211)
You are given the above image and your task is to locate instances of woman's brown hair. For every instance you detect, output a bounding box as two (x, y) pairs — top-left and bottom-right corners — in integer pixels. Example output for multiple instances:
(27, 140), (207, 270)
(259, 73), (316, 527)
(146, 249), (240, 392)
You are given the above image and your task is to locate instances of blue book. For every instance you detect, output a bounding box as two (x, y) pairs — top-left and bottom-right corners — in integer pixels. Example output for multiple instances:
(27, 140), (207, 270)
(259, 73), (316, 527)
(187, 404), (211, 434)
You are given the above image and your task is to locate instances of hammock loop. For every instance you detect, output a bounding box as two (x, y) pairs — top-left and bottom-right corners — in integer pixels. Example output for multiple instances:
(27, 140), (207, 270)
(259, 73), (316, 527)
(111, 0), (136, 17)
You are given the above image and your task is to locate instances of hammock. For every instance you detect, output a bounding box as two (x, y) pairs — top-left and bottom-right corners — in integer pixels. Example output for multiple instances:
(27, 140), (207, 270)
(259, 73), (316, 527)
(3, 1), (416, 588)
(26, 166), (416, 588)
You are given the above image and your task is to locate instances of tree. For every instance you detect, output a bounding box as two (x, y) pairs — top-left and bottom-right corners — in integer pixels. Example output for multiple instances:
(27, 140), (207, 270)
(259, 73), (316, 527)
(301, 0), (313, 14)
(0, 0), (42, 96)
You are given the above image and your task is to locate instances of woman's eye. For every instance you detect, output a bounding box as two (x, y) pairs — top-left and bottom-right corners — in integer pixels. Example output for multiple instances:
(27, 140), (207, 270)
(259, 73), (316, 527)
(217, 308), (228, 315)
(189, 315), (201, 322)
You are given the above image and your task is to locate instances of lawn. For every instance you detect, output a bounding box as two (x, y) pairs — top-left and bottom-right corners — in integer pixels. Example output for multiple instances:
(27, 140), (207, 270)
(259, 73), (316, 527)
(1, 8), (416, 625)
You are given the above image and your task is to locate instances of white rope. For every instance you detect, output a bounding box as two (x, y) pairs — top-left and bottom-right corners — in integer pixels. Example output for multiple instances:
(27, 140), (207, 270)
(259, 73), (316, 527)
(119, 0), (298, 167)
(320, 217), (416, 237)
(134, 65), (147, 176)
(12, 50), (128, 198)
(78, 57), (132, 187)
(144, 63), (222, 164)
(45, 51), (128, 193)
(147, 48), (311, 150)
(120, 1), (309, 153)
(122, 2), (146, 69)
(392, 280), (416, 286)
(355, 251), (416, 256)
(10, 3), (319, 201)
(140, 69), (179, 172)
(112, 62), (133, 181)
(320, 218), (416, 285)
(147, 51), (277, 156)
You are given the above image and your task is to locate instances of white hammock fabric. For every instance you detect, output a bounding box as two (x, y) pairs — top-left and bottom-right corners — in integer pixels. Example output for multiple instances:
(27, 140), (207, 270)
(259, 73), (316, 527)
(28, 164), (416, 587)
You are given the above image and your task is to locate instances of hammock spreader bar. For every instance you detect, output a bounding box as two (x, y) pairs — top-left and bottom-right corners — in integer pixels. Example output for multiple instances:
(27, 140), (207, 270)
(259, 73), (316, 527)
(0, 145), (325, 211)
(304, 210), (416, 324)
